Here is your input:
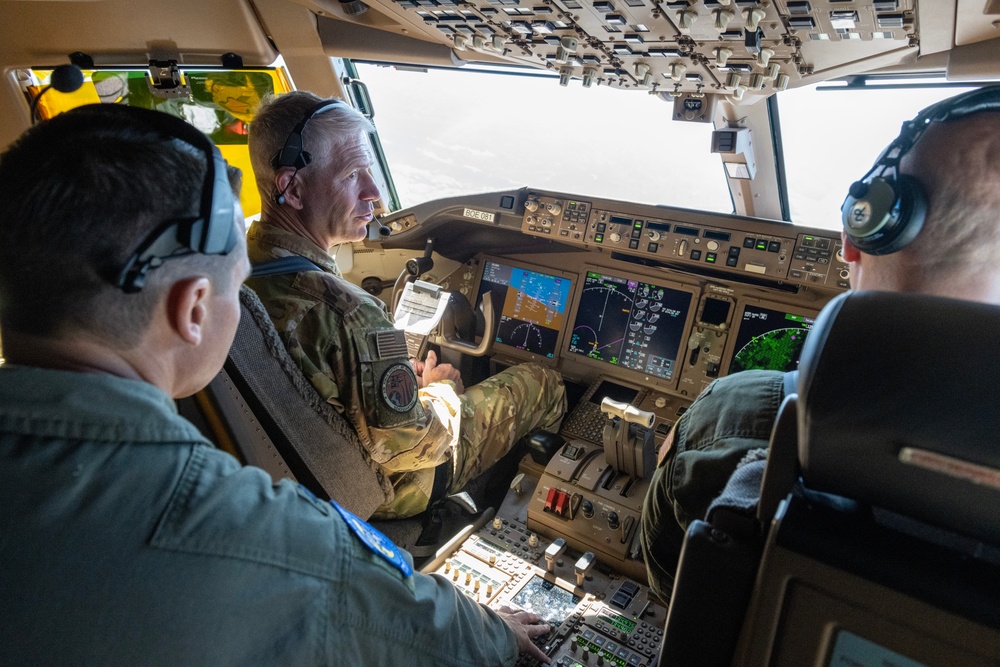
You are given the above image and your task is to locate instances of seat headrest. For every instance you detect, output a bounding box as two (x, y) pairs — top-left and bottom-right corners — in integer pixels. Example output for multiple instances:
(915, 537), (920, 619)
(797, 291), (1000, 544)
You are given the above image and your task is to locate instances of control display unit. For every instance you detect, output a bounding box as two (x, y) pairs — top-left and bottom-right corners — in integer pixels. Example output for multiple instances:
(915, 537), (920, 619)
(511, 575), (581, 627)
(475, 257), (575, 362)
(566, 268), (696, 386)
(725, 301), (818, 374)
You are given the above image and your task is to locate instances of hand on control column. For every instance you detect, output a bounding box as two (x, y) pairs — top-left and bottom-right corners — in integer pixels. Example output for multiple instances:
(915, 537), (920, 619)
(496, 605), (551, 664)
(411, 350), (465, 393)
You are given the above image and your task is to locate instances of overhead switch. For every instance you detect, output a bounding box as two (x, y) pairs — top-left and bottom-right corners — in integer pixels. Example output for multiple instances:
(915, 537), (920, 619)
(743, 6), (766, 31)
(713, 8), (734, 30)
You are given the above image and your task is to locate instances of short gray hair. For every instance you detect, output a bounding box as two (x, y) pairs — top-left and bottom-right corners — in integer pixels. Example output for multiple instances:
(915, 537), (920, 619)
(248, 91), (375, 197)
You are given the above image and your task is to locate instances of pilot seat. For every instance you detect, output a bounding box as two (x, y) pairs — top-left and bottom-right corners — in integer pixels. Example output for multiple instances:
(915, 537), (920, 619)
(658, 290), (1000, 666)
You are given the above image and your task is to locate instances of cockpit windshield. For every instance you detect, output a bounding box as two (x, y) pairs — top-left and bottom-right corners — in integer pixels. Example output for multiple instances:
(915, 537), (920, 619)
(778, 80), (978, 230)
(354, 62), (734, 214)
(356, 63), (980, 231)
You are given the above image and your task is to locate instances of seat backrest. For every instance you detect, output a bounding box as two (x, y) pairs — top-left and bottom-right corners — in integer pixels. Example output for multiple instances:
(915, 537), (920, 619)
(733, 291), (1000, 666)
(796, 290), (1000, 544)
(198, 285), (393, 520)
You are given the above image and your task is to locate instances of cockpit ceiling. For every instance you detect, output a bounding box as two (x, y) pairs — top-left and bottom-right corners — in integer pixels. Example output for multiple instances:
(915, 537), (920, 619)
(316, 0), (999, 99)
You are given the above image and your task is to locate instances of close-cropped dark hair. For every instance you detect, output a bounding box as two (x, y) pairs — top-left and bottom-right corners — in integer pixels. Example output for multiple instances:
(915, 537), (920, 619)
(0, 105), (233, 348)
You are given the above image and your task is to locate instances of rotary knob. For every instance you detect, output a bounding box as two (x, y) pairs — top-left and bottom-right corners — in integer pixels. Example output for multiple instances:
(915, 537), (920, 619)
(647, 230), (661, 242)
(609, 232), (622, 243)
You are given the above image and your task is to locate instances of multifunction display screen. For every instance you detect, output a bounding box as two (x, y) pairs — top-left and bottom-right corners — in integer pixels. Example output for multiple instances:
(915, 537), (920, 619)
(510, 575), (581, 628)
(728, 303), (816, 374)
(476, 260), (572, 358)
(567, 270), (693, 380)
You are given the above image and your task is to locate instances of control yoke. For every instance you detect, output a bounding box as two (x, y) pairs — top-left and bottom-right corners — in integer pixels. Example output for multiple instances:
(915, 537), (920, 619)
(430, 291), (495, 357)
(392, 238), (496, 358)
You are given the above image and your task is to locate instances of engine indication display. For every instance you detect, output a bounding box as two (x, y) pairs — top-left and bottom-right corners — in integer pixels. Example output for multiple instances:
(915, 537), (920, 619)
(477, 260), (573, 358)
(567, 270), (693, 380)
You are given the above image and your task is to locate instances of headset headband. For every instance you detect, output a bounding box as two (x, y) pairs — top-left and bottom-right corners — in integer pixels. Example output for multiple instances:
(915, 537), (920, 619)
(102, 105), (237, 292)
(270, 99), (343, 170)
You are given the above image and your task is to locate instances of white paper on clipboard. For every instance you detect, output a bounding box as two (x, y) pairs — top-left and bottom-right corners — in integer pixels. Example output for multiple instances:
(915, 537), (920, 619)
(393, 280), (450, 336)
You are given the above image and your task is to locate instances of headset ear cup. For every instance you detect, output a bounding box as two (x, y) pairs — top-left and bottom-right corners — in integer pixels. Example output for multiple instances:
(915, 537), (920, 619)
(841, 174), (927, 256)
(842, 177), (898, 248)
(875, 173), (927, 255)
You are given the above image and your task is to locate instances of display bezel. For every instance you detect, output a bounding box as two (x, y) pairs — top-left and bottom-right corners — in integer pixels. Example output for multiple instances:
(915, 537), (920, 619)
(719, 297), (820, 375)
(561, 264), (699, 392)
(470, 254), (578, 365)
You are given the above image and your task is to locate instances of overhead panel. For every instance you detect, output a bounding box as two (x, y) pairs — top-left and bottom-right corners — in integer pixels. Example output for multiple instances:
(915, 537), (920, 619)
(345, 0), (918, 99)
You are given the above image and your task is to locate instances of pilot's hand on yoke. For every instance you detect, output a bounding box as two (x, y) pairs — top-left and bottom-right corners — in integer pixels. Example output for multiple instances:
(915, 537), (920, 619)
(412, 350), (465, 394)
(496, 605), (551, 664)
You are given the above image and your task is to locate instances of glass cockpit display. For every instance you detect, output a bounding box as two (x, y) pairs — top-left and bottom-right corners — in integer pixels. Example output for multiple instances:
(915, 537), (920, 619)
(476, 260), (573, 358)
(728, 303), (816, 374)
(510, 575), (581, 627)
(567, 270), (693, 381)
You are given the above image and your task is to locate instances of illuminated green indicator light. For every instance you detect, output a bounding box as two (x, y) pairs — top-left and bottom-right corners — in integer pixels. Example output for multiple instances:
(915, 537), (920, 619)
(599, 613), (637, 633)
(755, 240), (768, 250)
(594, 234), (604, 243)
(805, 236), (814, 240)
(706, 255), (716, 263)
(786, 314), (804, 322)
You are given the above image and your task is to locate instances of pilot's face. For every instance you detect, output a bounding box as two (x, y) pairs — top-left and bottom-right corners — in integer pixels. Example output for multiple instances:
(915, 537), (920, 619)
(302, 130), (382, 249)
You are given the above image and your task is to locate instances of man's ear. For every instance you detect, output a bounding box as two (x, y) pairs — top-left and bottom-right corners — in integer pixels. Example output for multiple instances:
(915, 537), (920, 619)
(166, 277), (212, 345)
(274, 167), (305, 209)
(841, 230), (862, 263)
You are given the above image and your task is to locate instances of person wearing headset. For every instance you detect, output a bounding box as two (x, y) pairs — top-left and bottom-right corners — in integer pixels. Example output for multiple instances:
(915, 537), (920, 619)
(0, 105), (551, 665)
(245, 91), (567, 519)
(640, 86), (1000, 602)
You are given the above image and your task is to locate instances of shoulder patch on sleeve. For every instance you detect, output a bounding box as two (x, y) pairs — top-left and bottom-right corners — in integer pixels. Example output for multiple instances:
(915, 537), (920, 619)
(332, 501), (413, 577)
(380, 363), (419, 413)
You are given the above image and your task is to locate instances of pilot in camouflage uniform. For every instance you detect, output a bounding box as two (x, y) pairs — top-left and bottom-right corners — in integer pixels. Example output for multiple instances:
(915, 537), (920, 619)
(246, 220), (567, 518)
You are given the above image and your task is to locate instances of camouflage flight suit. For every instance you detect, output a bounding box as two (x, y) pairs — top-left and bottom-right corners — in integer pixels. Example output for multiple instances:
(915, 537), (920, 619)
(246, 221), (567, 518)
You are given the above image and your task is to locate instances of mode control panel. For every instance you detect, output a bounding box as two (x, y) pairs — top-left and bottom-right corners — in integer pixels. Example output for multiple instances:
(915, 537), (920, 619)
(520, 190), (850, 291)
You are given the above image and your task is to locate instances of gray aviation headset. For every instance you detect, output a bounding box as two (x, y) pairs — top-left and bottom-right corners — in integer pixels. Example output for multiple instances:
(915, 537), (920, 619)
(107, 105), (237, 293)
(270, 99), (343, 204)
(840, 85), (1000, 255)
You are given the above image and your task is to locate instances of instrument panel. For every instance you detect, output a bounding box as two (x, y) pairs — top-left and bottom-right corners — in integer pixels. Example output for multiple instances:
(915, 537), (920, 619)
(419, 187), (843, 405)
(377, 186), (849, 664)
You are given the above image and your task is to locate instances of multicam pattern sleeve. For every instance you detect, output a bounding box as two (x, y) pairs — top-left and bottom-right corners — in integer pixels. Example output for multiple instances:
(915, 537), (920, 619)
(246, 221), (462, 516)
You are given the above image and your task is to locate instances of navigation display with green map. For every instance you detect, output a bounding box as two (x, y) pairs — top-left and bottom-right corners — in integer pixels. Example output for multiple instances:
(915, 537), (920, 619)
(476, 260), (573, 358)
(728, 303), (816, 374)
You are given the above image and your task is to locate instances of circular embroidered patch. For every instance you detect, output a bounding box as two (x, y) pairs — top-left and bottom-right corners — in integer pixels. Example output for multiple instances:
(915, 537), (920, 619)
(380, 363), (418, 413)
